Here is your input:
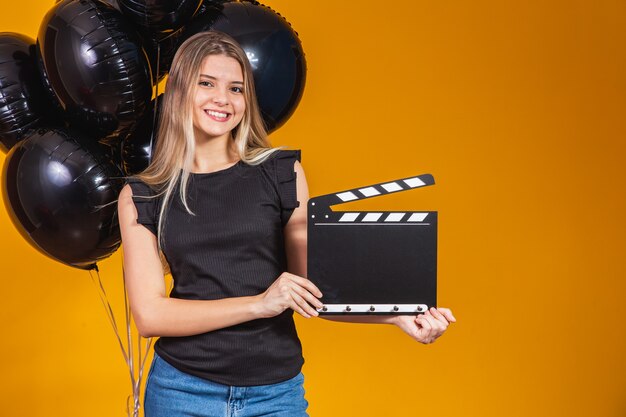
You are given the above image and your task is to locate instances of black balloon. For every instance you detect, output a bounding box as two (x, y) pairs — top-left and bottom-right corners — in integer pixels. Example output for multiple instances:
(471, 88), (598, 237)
(118, 0), (202, 38)
(56, 0), (119, 8)
(2, 128), (125, 270)
(97, 131), (128, 175)
(142, 28), (186, 81)
(121, 94), (163, 175)
(0, 33), (59, 153)
(36, 0), (152, 140)
(183, 1), (307, 132)
(194, 0), (230, 16)
(117, 0), (202, 81)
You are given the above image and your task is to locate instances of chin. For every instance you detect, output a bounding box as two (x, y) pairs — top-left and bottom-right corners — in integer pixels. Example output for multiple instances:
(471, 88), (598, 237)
(196, 125), (230, 139)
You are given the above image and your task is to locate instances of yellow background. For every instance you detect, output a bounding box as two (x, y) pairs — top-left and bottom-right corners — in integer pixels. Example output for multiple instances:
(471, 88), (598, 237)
(1, 0), (625, 416)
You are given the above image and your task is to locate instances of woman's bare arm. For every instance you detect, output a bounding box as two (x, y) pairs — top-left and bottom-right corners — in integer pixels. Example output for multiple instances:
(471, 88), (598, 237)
(283, 161), (309, 278)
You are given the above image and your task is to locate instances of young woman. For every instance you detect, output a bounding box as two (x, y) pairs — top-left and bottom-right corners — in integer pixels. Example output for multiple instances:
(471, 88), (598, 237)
(117, 31), (456, 417)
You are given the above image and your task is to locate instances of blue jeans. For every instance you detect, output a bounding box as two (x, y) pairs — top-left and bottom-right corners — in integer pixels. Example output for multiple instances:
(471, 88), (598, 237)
(144, 352), (309, 417)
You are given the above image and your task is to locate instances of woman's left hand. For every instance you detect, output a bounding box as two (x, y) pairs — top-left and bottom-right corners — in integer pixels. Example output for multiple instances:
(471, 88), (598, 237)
(393, 307), (456, 344)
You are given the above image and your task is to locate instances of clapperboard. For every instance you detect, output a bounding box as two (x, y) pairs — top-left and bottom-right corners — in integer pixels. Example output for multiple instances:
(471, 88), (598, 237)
(308, 174), (437, 315)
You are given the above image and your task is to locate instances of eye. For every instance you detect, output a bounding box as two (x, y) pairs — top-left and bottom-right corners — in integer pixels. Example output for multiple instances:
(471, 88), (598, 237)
(230, 86), (244, 94)
(198, 80), (213, 87)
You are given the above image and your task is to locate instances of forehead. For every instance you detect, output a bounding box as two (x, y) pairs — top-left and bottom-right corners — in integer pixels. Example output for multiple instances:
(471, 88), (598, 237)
(198, 54), (243, 81)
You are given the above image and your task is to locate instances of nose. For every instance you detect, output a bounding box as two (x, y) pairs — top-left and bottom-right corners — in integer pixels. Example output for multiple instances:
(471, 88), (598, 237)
(212, 87), (229, 106)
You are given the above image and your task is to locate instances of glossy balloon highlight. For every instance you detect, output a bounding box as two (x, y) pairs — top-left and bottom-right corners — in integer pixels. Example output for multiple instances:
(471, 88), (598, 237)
(2, 128), (125, 269)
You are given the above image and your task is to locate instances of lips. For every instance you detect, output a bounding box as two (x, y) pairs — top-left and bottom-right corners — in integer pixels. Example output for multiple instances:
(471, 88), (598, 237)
(204, 109), (231, 122)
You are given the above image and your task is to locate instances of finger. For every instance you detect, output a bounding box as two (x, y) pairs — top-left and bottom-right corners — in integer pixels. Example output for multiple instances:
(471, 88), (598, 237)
(437, 307), (456, 323)
(414, 316), (434, 342)
(424, 309), (440, 327)
(290, 290), (319, 317)
(287, 274), (323, 298)
(290, 275), (323, 298)
(292, 306), (311, 319)
(290, 301), (312, 319)
(415, 315), (432, 331)
(429, 307), (449, 326)
(420, 312), (443, 333)
(288, 282), (324, 309)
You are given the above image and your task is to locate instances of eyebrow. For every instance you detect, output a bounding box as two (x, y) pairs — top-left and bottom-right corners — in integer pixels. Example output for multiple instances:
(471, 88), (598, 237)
(199, 74), (244, 85)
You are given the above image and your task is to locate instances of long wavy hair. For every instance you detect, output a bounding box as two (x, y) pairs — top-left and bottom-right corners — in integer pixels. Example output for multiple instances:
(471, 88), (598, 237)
(134, 31), (281, 251)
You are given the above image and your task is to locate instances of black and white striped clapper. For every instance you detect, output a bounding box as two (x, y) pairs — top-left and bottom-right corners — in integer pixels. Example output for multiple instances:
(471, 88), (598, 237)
(307, 174), (437, 315)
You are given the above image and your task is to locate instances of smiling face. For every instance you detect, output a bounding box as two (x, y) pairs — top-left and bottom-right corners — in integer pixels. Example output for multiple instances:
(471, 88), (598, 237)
(192, 54), (246, 143)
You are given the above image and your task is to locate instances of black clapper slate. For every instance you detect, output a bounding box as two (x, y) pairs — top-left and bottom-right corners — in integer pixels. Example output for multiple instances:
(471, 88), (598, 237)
(307, 174), (437, 315)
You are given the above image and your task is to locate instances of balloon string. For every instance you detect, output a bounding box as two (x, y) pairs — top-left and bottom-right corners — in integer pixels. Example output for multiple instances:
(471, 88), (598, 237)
(122, 266), (136, 417)
(123, 265), (154, 417)
(123, 267), (134, 387)
(149, 42), (161, 164)
(154, 41), (161, 91)
(89, 269), (129, 363)
(89, 267), (154, 417)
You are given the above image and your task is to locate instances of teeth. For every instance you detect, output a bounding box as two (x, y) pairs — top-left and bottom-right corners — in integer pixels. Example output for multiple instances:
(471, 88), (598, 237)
(206, 110), (228, 118)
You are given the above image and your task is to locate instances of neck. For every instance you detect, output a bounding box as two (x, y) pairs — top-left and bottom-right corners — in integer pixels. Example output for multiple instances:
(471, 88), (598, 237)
(192, 131), (240, 173)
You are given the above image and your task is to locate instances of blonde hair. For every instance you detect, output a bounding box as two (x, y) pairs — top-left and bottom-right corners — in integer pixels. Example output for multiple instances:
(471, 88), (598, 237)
(134, 31), (281, 250)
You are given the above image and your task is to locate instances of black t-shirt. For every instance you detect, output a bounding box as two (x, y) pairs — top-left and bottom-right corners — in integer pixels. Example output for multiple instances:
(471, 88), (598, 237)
(127, 149), (304, 386)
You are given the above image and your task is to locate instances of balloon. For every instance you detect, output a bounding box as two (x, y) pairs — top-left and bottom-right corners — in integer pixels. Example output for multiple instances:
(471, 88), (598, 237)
(97, 131), (127, 174)
(117, 0), (202, 38)
(183, 1), (307, 132)
(36, 0), (152, 140)
(195, 0), (230, 16)
(2, 127), (125, 270)
(117, 0), (203, 81)
(142, 28), (186, 81)
(0, 33), (59, 153)
(121, 94), (163, 175)
(56, 0), (119, 9)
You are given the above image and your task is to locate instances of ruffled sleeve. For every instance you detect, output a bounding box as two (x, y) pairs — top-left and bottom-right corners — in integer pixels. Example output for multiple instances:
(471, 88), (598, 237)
(272, 149), (302, 226)
(126, 177), (159, 236)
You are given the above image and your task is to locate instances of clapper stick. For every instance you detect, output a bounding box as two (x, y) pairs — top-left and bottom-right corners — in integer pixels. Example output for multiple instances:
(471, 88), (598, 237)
(307, 174), (438, 315)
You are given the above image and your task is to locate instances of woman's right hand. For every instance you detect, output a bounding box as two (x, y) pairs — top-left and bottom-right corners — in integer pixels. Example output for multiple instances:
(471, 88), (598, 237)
(255, 272), (323, 319)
